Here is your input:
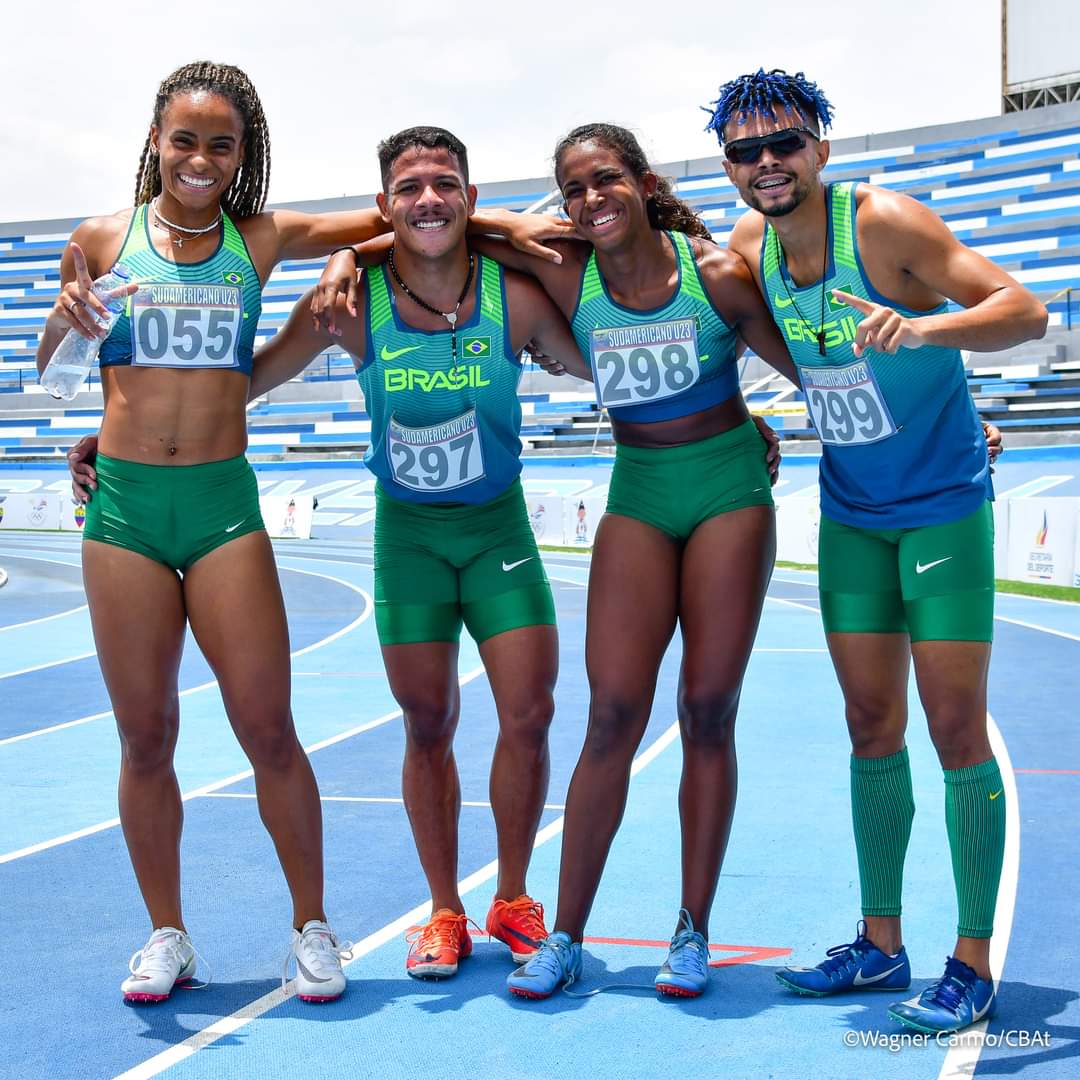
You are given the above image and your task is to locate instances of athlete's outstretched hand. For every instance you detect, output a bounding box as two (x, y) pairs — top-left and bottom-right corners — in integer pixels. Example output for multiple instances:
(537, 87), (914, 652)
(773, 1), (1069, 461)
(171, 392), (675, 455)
(67, 434), (99, 503)
(310, 248), (360, 337)
(983, 421), (1003, 465)
(525, 340), (568, 376)
(51, 242), (137, 341)
(751, 413), (782, 485)
(501, 213), (577, 264)
(830, 289), (924, 357)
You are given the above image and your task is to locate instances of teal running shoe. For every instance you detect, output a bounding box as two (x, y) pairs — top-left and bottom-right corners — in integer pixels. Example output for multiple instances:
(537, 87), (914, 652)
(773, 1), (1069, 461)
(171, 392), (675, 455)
(506, 931), (582, 1000)
(889, 956), (996, 1034)
(776, 922), (911, 996)
(655, 909), (710, 998)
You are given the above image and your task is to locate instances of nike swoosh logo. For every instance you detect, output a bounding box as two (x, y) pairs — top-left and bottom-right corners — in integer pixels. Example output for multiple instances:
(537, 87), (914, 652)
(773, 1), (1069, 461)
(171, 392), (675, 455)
(295, 958), (331, 984)
(915, 557), (953, 575)
(989, 790), (1003, 800)
(852, 962), (907, 986)
(972, 994), (994, 1022)
(224, 520), (245, 533)
(774, 295), (796, 308)
(502, 557), (534, 572)
(501, 925), (541, 949)
(381, 344), (422, 361)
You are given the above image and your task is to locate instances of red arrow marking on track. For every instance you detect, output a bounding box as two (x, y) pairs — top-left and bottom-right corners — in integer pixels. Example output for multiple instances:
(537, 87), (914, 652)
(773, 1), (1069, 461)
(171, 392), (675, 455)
(409, 927), (791, 967)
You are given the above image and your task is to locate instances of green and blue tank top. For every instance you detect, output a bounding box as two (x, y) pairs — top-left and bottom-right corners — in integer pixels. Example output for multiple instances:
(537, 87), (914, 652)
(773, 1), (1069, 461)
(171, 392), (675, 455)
(569, 230), (740, 423)
(760, 182), (992, 529)
(100, 203), (261, 375)
(358, 256), (523, 505)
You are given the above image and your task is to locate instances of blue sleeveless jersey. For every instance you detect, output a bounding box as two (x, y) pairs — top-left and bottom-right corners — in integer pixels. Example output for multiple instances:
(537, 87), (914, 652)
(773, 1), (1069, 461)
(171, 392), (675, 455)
(359, 256), (523, 505)
(570, 230), (740, 423)
(100, 204), (261, 375)
(760, 182), (991, 528)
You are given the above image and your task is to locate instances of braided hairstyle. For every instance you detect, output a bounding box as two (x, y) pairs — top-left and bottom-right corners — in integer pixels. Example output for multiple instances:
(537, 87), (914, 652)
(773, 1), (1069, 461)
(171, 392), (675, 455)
(553, 123), (711, 241)
(703, 68), (835, 144)
(133, 61), (271, 219)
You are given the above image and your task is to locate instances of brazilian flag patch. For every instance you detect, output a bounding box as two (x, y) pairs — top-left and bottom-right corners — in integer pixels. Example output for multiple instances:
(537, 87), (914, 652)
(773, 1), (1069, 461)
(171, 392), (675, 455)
(223, 271), (244, 286)
(827, 286), (851, 312)
(462, 336), (490, 358)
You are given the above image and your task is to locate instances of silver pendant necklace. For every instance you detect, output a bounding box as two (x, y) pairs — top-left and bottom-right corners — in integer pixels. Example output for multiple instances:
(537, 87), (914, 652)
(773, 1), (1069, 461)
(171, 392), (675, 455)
(151, 197), (222, 248)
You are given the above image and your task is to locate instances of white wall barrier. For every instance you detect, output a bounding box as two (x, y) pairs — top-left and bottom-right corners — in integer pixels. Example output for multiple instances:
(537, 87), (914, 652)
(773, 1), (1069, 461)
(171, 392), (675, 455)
(523, 494), (1079, 589)
(260, 495), (314, 540)
(1005, 497), (1080, 586)
(2, 488), (1077, 588)
(0, 492), (62, 530)
(2, 493), (314, 540)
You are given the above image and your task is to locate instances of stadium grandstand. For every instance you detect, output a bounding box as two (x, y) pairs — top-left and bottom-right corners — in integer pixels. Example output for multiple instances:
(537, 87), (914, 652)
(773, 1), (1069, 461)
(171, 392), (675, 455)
(2, 99), (1079, 461)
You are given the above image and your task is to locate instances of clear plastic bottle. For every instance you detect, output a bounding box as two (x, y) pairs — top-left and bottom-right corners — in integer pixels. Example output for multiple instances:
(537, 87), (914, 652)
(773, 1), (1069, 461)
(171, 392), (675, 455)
(40, 265), (133, 400)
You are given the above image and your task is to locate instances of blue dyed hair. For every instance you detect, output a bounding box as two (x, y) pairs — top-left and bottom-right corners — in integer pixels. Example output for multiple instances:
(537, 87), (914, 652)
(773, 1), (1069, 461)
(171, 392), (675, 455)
(703, 69), (835, 143)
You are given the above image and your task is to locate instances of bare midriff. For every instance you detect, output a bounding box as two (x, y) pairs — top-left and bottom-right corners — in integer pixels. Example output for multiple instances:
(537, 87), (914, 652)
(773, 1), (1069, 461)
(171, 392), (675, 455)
(98, 366), (250, 464)
(610, 393), (750, 449)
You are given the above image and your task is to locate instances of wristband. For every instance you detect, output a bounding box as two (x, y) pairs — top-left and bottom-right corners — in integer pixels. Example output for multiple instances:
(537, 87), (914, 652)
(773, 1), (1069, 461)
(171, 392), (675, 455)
(328, 246), (359, 261)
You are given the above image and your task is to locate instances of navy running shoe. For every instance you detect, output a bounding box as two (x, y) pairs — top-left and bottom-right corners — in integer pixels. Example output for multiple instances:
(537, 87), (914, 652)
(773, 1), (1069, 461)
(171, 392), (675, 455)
(506, 931), (582, 1000)
(655, 909), (710, 998)
(889, 956), (996, 1034)
(776, 921), (911, 996)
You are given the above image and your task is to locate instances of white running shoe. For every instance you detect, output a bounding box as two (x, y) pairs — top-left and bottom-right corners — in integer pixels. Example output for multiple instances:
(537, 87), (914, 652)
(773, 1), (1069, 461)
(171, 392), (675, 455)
(283, 920), (353, 1002)
(122, 927), (198, 1003)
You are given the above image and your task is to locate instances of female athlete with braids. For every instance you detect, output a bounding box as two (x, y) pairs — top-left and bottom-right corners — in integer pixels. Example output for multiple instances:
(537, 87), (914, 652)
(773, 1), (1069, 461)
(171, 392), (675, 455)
(47, 61), (559, 1005)
(706, 69), (1042, 1034)
(319, 122), (798, 999)
(36, 59), (389, 1005)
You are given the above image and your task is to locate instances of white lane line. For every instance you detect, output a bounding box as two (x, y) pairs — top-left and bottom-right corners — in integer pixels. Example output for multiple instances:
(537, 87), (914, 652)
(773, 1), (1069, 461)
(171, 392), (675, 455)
(0, 650), (96, 681)
(0, 666), (483, 865)
(767, 595), (821, 614)
(0, 603), (88, 633)
(752, 647), (827, 652)
(994, 615), (1080, 643)
(0, 564), (372, 748)
(199, 792), (566, 810)
(938, 709), (1021, 1080)
(994, 476), (1072, 499)
(110, 715), (682, 1080)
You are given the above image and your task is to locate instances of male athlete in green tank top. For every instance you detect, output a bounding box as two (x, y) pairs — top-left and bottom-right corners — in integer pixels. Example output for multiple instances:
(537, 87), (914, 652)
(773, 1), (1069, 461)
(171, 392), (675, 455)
(361, 124), (799, 1003)
(716, 68), (1047, 1035)
(251, 127), (589, 982)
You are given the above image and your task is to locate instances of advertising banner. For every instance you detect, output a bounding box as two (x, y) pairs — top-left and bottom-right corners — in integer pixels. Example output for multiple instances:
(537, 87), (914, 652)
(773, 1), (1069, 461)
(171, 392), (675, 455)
(0, 492), (62, 530)
(1005, 499), (1078, 586)
(261, 495), (314, 540)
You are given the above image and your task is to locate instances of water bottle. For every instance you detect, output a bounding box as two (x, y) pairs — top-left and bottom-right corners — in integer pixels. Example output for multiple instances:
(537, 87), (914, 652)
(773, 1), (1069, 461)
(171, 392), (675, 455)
(40, 265), (133, 400)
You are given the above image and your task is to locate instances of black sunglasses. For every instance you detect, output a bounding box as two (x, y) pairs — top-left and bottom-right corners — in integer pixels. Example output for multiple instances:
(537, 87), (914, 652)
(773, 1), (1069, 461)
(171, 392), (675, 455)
(723, 126), (818, 165)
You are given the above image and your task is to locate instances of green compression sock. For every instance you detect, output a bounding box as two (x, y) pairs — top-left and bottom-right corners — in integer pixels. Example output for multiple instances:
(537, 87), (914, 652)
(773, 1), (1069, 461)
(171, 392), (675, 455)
(944, 758), (1006, 938)
(851, 747), (915, 918)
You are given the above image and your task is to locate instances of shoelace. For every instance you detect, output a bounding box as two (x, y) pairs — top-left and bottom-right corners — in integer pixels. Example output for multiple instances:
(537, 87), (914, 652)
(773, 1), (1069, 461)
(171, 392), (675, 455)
(129, 930), (211, 990)
(406, 913), (480, 958)
(528, 937), (586, 997)
(924, 960), (977, 1015)
(281, 927), (354, 991)
(494, 896), (547, 940)
(819, 936), (872, 977)
(666, 928), (708, 973)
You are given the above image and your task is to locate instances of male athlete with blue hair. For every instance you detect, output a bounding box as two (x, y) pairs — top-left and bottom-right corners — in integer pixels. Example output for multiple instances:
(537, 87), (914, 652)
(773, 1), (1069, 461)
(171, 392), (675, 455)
(709, 68), (1046, 1035)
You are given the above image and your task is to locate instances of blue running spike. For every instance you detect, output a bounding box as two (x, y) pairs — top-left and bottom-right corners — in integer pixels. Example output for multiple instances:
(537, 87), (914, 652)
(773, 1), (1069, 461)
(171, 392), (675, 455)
(889, 956), (996, 1034)
(776, 921), (911, 996)
(506, 931), (583, 1000)
(655, 909), (710, 998)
